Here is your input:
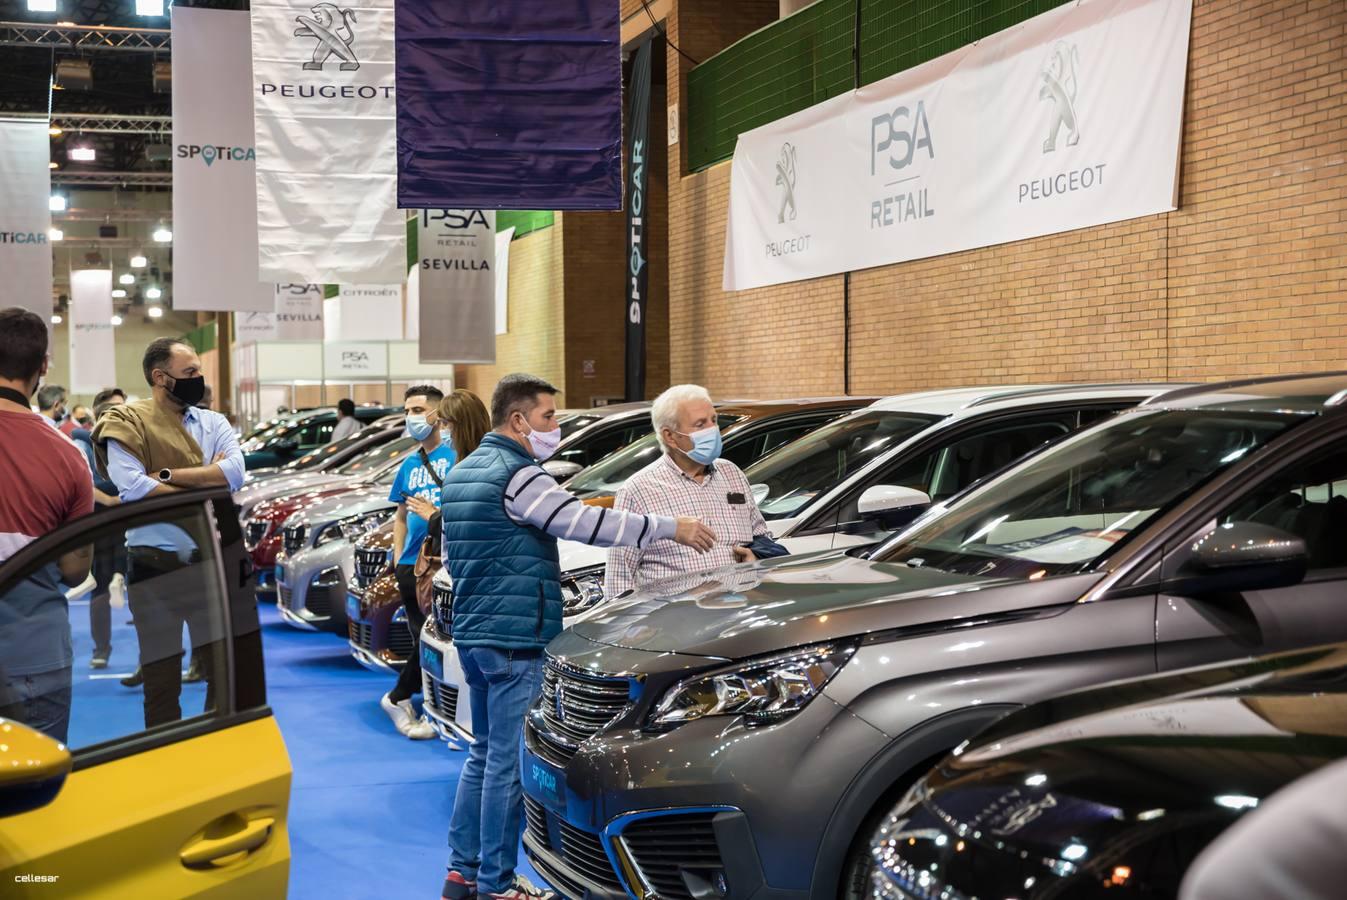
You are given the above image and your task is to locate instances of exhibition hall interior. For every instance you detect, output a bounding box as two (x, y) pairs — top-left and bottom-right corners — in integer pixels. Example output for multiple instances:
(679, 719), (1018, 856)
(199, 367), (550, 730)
(3, 0), (1347, 898)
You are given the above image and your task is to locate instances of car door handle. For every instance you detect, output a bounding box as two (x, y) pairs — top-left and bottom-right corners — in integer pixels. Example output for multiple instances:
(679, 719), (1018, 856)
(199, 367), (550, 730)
(180, 816), (275, 868)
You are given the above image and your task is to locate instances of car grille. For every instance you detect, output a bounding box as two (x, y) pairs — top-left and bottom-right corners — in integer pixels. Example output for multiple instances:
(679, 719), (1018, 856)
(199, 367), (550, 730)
(307, 580), (338, 617)
(283, 524), (307, 557)
(278, 584), (293, 610)
(622, 813), (724, 900)
(426, 677), (458, 721)
(354, 546), (387, 587)
(388, 619), (415, 660)
(348, 620), (372, 650)
(523, 796), (622, 892)
(433, 583), (453, 635)
(531, 662), (630, 766)
(246, 521), (269, 547)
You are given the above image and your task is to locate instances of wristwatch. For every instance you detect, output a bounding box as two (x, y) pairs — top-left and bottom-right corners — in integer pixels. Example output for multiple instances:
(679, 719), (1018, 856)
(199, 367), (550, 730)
(158, 468), (173, 483)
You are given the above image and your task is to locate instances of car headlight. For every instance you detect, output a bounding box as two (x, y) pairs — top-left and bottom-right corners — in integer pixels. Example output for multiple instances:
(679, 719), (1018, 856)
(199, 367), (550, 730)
(316, 509), (392, 546)
(648, 642), (856, 730)
(561, 564), (606, 615)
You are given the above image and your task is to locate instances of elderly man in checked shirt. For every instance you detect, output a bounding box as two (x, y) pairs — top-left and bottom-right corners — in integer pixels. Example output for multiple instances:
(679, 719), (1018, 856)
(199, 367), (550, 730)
(605, 384), (773, 599)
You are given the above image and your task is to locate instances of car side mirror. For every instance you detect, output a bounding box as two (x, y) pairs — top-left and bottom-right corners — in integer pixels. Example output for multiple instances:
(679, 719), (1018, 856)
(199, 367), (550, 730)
(857, 485), (932, 529)
(0, 719), (72, 818)
(1176, 522), (1308, 596)
(750, 483), (770, 505)
(543, 460), (584, 482)
(274, 438), (299, 452)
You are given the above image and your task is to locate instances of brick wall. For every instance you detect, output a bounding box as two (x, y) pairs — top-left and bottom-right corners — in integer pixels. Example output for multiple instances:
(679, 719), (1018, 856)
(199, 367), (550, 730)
(666, 0), (1347, 398)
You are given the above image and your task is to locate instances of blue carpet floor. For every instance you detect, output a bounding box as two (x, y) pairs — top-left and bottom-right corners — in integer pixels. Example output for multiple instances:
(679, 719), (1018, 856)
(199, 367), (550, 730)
(67, 597), (542, 899)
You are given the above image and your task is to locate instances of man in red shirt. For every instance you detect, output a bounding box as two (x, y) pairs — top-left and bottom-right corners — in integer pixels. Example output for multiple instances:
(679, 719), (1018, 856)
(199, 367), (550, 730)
(0, 307), (95, 743)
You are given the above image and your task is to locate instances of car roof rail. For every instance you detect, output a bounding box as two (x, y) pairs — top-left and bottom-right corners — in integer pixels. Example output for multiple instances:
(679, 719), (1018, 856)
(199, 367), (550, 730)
(1140, 371), (1347, 407)
(961, 382), (1172, 409)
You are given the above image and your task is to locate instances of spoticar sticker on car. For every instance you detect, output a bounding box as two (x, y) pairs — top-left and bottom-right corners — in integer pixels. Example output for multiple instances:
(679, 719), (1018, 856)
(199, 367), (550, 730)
(346, 593), (360, 622)
(421, 644), (444, 681)
(526, 753), (565, 811)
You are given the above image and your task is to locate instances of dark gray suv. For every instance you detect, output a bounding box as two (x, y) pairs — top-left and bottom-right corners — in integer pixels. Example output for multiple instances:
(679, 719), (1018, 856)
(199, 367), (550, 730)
(519, 373), (1347, 900)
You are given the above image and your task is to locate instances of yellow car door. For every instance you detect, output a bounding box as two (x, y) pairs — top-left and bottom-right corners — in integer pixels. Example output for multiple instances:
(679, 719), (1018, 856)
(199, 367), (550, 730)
(0, 489), (291, 898)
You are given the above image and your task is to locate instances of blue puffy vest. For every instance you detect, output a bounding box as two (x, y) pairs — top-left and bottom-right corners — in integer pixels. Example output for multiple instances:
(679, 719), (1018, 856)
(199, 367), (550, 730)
(441, 433), (563, 651)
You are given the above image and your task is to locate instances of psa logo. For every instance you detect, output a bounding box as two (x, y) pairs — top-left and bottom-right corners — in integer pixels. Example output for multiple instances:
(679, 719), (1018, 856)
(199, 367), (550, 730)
(341, 351), (371, 365)
(420, 209), (490, 235)
(176, 144), (256, 167)
(279, 283), (318, 296)
(870, 101), (934, 175)
(1039, 42), (1082, 153)
(295, 3), (359, 72)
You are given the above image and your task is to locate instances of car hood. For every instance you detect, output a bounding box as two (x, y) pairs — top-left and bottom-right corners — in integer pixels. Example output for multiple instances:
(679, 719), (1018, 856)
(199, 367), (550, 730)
(569, 550), (1095, 659)
(288, 485), (392, 528)
(236, 472), (345, 510)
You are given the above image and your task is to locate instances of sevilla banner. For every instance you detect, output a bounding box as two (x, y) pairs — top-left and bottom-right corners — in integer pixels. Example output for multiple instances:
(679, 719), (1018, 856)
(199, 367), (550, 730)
(173, 8), (272, 312)
(252, 0), (405, 283)
(417, 209), (496, 364)
(724, 0), (1192, 291)
(395, 0), (622, 210)
(0, 118), (53, 322)
(68, 270), (116, 394)
(234, 283), (325, 344)
(624, 39), (652, 402)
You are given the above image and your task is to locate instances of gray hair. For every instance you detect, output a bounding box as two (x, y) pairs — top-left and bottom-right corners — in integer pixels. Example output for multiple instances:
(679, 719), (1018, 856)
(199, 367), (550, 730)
(651, 384), (713, 452)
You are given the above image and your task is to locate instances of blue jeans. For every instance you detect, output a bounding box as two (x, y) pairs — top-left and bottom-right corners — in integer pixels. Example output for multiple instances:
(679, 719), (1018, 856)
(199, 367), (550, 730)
(448, 646), (545, 893)
(7, 667), (72, 745)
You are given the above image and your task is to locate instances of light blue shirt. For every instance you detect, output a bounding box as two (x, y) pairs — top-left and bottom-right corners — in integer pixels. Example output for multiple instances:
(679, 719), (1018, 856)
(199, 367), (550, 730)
(106, 406), (246, 556)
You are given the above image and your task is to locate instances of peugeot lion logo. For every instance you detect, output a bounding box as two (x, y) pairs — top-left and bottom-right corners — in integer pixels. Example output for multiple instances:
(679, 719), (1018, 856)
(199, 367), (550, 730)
(295, 3), (360, 72)
(554, 681), (567, 723)
(1038, 41), (1081, 153)
(774, 142), (798, 224)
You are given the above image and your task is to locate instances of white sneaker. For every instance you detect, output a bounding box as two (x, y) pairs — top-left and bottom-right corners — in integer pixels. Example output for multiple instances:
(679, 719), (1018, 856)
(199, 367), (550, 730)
(408, 714), (436, 741)
(381, 693), (436, 740)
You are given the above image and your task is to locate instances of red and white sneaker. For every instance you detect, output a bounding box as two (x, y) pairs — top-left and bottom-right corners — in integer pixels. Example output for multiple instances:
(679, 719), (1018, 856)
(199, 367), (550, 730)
(483, 875), (556, 899)
(441, 870), (477, 900)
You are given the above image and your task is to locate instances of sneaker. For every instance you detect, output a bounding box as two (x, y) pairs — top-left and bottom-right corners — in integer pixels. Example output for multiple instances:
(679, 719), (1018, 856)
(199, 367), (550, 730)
(441, 870), (477, 900)
(121, 666), (143, 687)
(90, 653), (109, 670)
(381, 693), (435, 739)
(408, 713), (436, 741)
(183, 657), (205, 683)
(483, 876), (555, 900)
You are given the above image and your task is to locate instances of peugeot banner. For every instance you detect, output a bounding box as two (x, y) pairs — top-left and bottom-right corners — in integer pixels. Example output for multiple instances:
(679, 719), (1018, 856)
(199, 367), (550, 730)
(252, 0), (406, 283)
(724, 0), (1192, 292)
(0, 118), (53, 322)
(173, 8), (272, 312)
(234, 283), (326, 344)
(395, 0), (622, 210)
(417, 209), (496, 364)
(624, 39), (652, 402)
(68, 270), (116, 394)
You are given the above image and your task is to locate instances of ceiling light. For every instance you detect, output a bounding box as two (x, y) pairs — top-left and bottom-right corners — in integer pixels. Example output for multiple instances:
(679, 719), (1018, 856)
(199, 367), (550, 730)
(136, 0), (164, 15)
(48, 125), (62, 136)
(69, 146), (95, 162)
(130, 254), (147, 268)
(110, 315), (123, 327)
(1214, 794), (1259, 811)
(28, 0), (57, 11)
(50, 314), (62, 325)
(147, 306), (164, 318)
(146, 287), (162, 299)
(49, 195), (66, 211)
(53, 59), (93, 92)
(118, 273), (134, 285)
(112, 289), (127, 298)
(152, 227), (172, 243)
(48, 227), (63, 241)
(48, 161), (59, 170)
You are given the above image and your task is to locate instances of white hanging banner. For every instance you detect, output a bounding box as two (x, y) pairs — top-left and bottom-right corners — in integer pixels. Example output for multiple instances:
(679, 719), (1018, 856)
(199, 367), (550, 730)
(324, 341), (388, 378)
(235, 310), (278, 345)
(495, 227), (514, 335)
(326, 284), (403, 341)
(68, 270), (116, 393)
(251, 0), (405, 283)
(233, 283), (325, 344)
(404, 263), (420, 341)
(172, 8), (272, 312)
(724, 0), (1192, 292)
(417, 209), (496, 364)
(0, 118), (53, 322)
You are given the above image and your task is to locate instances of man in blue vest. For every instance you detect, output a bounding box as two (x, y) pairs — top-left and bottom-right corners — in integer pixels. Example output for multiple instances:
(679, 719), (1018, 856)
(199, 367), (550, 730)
(440, 374), (716, 900)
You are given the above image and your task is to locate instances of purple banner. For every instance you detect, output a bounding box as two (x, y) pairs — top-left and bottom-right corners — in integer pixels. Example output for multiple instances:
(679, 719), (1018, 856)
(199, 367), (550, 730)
(395, 0), (622, 211)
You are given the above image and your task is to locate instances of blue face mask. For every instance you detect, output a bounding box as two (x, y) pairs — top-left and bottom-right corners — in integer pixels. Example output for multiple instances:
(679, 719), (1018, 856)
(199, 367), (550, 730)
(676, 425), (722, 465)
(440, 427), (453, 446)
(406, 415), (434, 441)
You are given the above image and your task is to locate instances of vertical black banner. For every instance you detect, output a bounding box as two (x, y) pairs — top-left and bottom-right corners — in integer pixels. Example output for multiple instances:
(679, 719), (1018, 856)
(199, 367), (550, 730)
(624, 39), (653, 402)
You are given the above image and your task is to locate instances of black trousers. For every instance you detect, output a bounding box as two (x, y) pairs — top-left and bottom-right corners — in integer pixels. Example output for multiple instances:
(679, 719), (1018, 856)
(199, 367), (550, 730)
(89, 525), (125, 657)
(390, 564), (426, 703)
(128, 547), (216, 728)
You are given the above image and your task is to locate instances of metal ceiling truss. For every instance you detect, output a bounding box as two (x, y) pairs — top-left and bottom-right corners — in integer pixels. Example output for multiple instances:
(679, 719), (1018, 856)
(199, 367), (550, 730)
(51, 169), (171, 187)
(8, 111), (172, 135)
(0, 21), (170, 52)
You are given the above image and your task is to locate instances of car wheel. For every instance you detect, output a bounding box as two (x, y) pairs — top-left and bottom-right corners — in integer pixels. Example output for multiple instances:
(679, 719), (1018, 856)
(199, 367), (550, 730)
(838, 751), (949, 900)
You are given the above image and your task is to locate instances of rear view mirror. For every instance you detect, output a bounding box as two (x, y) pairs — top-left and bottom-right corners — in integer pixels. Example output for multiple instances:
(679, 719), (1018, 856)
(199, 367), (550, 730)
(858, 485), (932, 529)
(0, 718), (72, 818)
(1178, 521), (1308, 596)
(543, 460), (584, 482)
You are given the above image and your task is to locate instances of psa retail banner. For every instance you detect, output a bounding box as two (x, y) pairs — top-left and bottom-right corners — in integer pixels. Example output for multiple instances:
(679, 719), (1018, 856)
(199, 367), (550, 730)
(624, 39), (652, 403)
(395, 0), (621, 210)
(173, 8), (272, 312)
(0, 118), (53, 322)
(724, 0), (1193, 291)
(252, 0), (406, 283)
(68, 270), (116, 394)
(417, 209), (496, 364)
(234, 283), (325, 344)
(324, 341), (388, 377)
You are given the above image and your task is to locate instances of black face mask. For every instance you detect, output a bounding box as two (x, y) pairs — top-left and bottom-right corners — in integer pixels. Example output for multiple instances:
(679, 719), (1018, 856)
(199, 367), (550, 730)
(164, 374), (207, 407)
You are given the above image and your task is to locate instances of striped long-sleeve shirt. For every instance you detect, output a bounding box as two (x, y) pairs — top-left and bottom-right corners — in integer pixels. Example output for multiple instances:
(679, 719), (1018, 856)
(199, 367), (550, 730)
(505, 464), (677, 548)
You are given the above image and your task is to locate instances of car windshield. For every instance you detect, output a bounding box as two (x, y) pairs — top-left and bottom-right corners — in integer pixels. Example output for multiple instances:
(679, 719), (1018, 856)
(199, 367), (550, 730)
(337, 436), (416, 476)
(744, 410), (942, 520)
(873, 408), (1311, 579)
(560, 414), (600, 436)
(567, 414), (743, 495)
(282, 427), (378, 472)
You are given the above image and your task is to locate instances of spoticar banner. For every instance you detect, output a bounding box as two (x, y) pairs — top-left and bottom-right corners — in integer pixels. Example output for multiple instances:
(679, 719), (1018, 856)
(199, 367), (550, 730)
(252, 0), (406, 283)
(724, 0), (1193, 292)
(623, 39), (652, 403)
(68, 270), (116, 394)
(173, 8), (272, 312)
(0, 118), (53, 322)
(395, 0), (622, 210)
(417, 209), (497, 364)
